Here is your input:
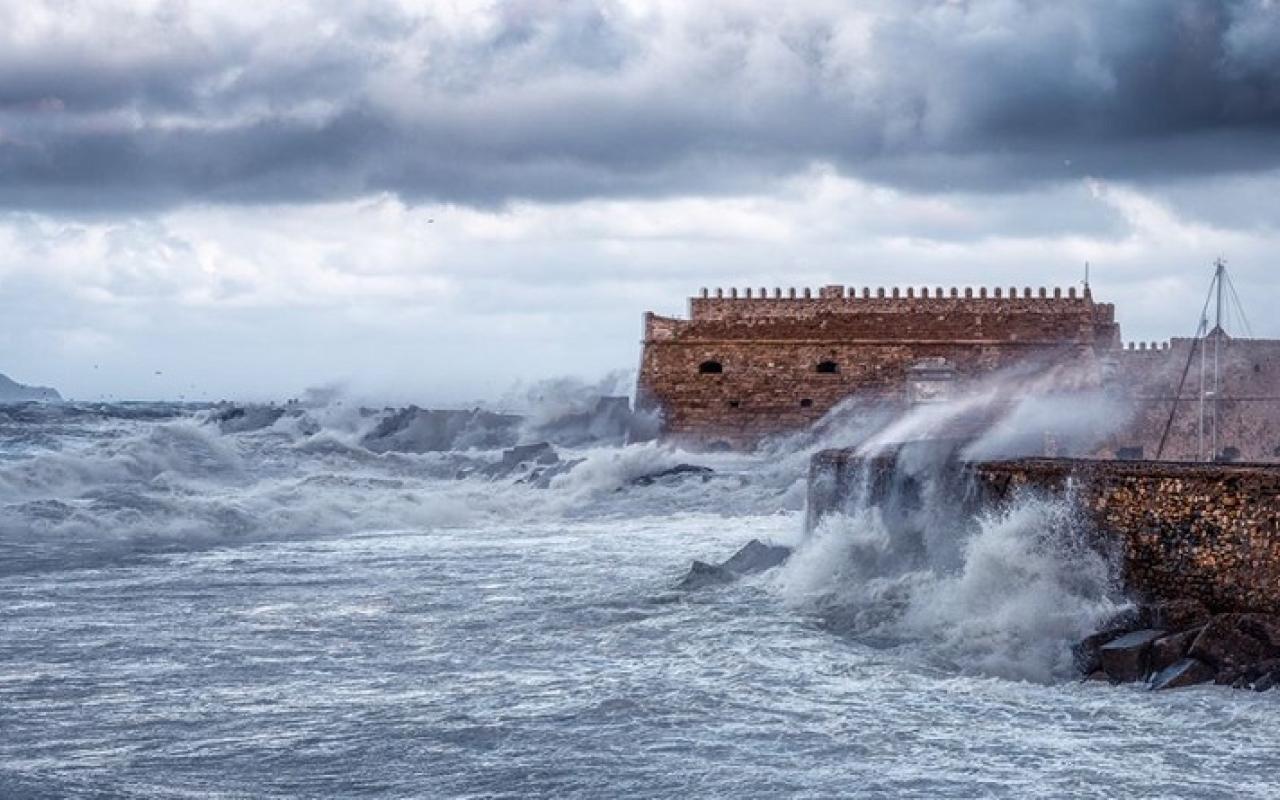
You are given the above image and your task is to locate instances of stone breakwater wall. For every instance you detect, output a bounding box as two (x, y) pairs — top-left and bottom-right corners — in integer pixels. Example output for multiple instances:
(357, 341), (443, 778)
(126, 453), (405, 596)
(973, 459), (1280, 614)
(808, 450), (1280, 614)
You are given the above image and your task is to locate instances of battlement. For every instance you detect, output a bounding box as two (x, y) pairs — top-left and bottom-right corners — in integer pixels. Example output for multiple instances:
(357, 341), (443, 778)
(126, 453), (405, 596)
(1121, 340), (1172, 352)
(688, 285), (1106, 323)
(696, 284), (1088, 301)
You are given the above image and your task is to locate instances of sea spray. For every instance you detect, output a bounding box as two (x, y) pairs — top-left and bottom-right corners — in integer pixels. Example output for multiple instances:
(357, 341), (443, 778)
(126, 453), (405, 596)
(778, 487), (1122, 682)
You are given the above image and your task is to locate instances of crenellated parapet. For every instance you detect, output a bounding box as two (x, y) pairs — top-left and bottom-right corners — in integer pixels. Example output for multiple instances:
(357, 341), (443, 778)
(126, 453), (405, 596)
(690, 284), (1093, 320)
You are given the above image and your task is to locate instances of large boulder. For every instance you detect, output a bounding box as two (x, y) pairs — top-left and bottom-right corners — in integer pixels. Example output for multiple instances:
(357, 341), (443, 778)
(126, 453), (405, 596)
(1188, 614), (1279, 673)
(677, 539), (793, 590)
(501, 442), (558, 468)
(677, 560), (735, 590)
(483, 442), (559, 478)
(1148, 628), (1204, 674)
(1100, 629), (1166, 682)
(1074, 627), (1132, 675)
(518, 458), (585, 489)
(1150, 658), (1216, 691)
(720, 540), (792, 576)
(630, 464), (714, 487)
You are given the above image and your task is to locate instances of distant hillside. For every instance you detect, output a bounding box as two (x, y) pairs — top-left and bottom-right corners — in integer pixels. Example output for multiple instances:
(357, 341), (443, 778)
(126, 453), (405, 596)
(0, 373), (62, 402)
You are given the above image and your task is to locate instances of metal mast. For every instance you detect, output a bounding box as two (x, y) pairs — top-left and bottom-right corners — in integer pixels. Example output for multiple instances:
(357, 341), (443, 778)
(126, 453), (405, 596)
(1157, 259), (1248, 461)
(1211, 258), (1225, 459)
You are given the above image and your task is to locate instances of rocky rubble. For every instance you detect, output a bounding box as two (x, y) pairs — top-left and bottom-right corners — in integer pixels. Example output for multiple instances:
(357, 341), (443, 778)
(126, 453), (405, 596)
(1076, 600), (1280, 691)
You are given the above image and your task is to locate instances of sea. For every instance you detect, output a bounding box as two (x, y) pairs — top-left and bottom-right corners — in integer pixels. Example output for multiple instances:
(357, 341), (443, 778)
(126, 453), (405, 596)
(1, 398), (1278, 799)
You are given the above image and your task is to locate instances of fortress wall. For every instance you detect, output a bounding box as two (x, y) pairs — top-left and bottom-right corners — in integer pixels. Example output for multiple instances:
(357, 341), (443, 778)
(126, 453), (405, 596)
(641, 338), (1098, 442)
(640, 285), (1280, 453)
(807, 450), (1280, 614)
(639, 288), (1115, 445)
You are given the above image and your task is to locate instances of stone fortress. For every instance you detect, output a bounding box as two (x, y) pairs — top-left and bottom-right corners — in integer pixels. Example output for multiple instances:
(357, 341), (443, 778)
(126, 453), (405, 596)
(637, 281), (1280, 460)
(642, 273), (1280, 687)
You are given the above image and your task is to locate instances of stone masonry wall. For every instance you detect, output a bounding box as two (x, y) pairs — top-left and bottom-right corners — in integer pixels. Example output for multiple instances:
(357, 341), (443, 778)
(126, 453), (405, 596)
(807, 449), (1280, 614)
(974, 459), (1280, 614)
(638, 285), (1115, 446)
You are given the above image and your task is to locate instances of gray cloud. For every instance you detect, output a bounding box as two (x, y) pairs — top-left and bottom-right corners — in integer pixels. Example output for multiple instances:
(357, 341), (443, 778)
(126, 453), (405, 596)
(2, 1), (1279, 210)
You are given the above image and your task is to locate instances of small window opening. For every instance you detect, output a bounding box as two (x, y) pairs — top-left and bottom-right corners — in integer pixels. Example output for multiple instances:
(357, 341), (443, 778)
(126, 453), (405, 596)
(799, 398), (813, 408)
(727, 400), (741, 409)
(816, 360), (839, 374)
(699, 360), (723, 374)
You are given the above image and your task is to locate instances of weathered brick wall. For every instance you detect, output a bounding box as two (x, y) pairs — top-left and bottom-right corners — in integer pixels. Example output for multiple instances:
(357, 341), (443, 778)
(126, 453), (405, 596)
(807, 450), (1280, 614)
(638, 285), (1114, 446)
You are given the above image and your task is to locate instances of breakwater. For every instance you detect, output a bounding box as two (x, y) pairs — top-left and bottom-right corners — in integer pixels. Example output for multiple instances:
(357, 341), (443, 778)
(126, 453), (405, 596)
(808, 449), (1280, 614)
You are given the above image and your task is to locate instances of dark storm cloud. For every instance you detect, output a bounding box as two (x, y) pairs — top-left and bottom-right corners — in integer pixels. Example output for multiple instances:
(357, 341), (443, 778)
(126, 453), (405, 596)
(2, 0), (1279, 210)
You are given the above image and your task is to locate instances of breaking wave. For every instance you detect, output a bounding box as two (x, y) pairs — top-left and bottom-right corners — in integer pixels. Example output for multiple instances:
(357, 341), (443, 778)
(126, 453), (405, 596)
(777, 493), (1122, 683)
(0, 379), (1132, 684)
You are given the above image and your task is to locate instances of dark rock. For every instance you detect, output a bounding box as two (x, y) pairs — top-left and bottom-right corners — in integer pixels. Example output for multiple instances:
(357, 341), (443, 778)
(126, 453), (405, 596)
(1236, 614), (1280, 651)
(1100, 629), (1166, 682)
(1150, 658), (1216, 691)
(1149, 627), (1203, 674)
(1254, 670), (1279, 692)
(502, 442), (558, 468)
(526, 395), (638, 448)
(211, 403), (287, 433)
(481, 442), (562, 480)
(720, 540), (792, 576)
(677, 560), (735, 590)
(1097, 607), (1144, 637)
(362, 406), (521, 453)
(629, 464), (714, 487)
(1216, 668), (1245, 687)
(1188, 614), (1277, 672)
(677, 539), (792, 590)
(1074, 628), (1130, 675)
(1221, 658), (1280, 690)
(519, 458), (585, 489)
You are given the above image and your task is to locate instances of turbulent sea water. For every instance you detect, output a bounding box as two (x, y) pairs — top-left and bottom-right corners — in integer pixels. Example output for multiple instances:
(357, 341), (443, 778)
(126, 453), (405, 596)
(1, 400), (1279, 799)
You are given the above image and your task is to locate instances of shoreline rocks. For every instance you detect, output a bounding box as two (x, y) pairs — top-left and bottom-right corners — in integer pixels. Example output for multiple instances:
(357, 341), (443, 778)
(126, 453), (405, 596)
(677, 539), (793, 590)
(1077, 601), (1280, 691)
(630, 464), (714, 487)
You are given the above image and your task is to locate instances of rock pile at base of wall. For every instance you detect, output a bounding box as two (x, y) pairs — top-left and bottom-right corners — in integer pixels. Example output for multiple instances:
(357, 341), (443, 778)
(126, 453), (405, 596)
(1078, 600), (1280, 691)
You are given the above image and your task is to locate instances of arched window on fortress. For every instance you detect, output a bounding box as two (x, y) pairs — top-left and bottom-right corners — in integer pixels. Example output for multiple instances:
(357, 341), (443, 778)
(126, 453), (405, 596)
(698, 360), (723, 374)
(815, 360), (839, 374)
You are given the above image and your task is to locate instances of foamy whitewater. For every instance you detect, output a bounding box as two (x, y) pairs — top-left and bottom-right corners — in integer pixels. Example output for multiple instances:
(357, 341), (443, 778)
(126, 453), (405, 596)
(1, 396), (1278, 799)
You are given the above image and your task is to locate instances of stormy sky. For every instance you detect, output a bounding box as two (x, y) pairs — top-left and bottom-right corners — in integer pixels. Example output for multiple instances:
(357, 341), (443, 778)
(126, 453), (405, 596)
(2, 0), (1279, 402)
